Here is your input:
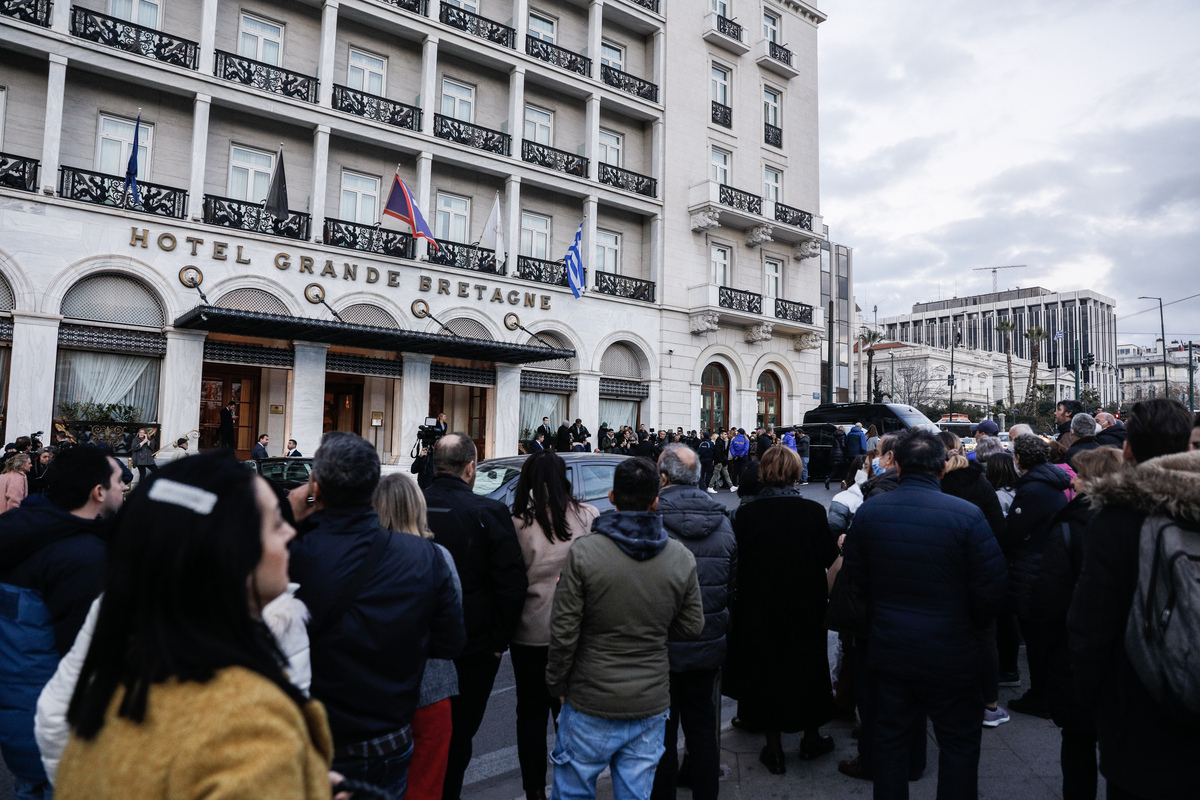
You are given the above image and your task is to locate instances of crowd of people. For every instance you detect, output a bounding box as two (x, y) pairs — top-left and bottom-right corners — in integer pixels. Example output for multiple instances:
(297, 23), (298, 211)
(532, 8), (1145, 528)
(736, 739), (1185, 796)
(0, 398), (1197, 800)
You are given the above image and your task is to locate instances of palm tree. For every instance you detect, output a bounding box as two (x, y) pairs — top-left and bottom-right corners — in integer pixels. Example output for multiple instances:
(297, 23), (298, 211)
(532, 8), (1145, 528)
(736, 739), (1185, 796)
(858, 329), (887, 401)
(1023, 327), (1049, 414)
(995, 318), (1018, 408)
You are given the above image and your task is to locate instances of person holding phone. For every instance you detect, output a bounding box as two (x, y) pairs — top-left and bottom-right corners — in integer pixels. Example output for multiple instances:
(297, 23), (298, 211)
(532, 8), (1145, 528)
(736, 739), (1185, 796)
(131, 429), (158, 482)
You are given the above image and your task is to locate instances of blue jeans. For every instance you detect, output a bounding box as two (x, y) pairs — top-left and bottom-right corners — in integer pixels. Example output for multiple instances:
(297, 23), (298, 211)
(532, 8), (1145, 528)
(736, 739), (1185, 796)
(550, 704), (667, 800)
(801, 457), (810, 483)
(331, 740), (414, 800)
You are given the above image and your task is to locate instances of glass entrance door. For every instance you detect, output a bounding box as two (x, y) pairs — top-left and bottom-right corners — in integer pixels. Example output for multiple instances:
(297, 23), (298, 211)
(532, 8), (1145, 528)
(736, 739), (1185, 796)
(200, 367), (259, 457)
(324, 379), (364, 436)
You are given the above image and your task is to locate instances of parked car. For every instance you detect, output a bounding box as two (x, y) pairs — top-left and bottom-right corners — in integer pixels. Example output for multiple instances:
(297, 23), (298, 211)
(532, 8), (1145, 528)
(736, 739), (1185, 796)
(243, 457), (313, 496)
(770, 422), (840, 482)
(472, 453), (628, 513)
(802, 402), (939, 434)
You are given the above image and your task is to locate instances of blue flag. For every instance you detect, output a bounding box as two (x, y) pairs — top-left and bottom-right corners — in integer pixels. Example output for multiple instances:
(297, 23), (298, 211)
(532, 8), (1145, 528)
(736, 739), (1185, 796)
(564, 220), (585, 299)
(1054, 329), (1063, 341)
(123, 113), (141, 208)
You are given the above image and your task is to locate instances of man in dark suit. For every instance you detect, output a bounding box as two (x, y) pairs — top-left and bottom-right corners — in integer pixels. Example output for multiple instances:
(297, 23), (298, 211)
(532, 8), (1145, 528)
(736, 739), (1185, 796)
(555, 420), (572, 452)
(218, 400), (236, 449)
(570, 418), (590, 443)
(284, 439), (302, 457)
(250, 434), (270, 459)
(529, 432), (546, 452)
(536, 417), (555, 448)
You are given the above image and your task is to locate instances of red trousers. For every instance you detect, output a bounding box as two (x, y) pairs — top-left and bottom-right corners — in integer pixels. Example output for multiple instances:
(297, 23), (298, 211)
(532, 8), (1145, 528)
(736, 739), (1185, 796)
(408, 699), (453, 800)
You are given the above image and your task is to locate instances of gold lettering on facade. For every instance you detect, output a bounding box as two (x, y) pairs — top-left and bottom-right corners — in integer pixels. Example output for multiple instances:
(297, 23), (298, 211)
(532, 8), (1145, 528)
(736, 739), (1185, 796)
(474, 285), (486, 300)
(212, 242), (228, 260)
(186, 236), (204, 256)
(438, 279), (451, 295)
(274, 253), (291, 270)
(490, 288), (504, 303)
(541, 295), (552, 310)
(458, 282), (469, 298)
(524, 293), (536, 308)
(235, 245), (251, 264)
(299, 256), (314, 274)
(419, 276), (432, 292)
(366, 267), (379, 284)
(157, 233), (177, 251)
(320, 260), (337, 278)
(507, 290), (520, 305)
(343, 263), (357, 281)
(388, 270), (401, 287)
(130, 227), (149, 247)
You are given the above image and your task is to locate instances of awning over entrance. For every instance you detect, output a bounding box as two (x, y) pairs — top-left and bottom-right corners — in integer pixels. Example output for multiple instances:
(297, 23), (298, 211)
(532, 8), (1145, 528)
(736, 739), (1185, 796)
(173, 306), (576, 365)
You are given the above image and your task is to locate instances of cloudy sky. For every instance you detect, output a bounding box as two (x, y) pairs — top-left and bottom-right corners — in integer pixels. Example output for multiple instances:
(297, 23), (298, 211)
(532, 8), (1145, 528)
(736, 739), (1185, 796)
(817, 0), (1200, 348)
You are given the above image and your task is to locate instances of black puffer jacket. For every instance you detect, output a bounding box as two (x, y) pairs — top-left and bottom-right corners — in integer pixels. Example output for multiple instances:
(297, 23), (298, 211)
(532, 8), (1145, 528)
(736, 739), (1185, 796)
(940, 462), (1005, 542)
(861, 468), (900, 500)
(657, 485), (737, 672)
(1006, 462), (1070, 618)
(1095, 422), (1127, 448)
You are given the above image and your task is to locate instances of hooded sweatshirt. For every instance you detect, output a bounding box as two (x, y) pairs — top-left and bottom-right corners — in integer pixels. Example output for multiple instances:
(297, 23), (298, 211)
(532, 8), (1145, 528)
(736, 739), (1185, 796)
(546, 511), (704, 719)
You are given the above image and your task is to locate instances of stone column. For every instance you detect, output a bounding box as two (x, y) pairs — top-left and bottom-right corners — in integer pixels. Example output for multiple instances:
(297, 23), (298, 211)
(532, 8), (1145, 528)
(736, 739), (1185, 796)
(198, 0), (219, 74)
(649, 213), (663, 293)
(689, 382), (702, 432)
(576, 372), (601, 432)
(415, 152), (434, 258)
(586, 0), (604, 69)
(51, 0), (69, 32)
(584, 94), (600, 181)
(651, 117), (664, 186)
(582, 194), (598, 289)
(493, 363), (522, 459)
(652, 29), (664, 94)
(187, 94), (211, 221)
(398, 353), (433, 467)
(317, 0), (339, 107)
(645, 381), (661, 431)
(158, 329), (206, 446)
(7, 312), (61, 439)
(504, 175), (521, 274)
(289, 342), (328, 458)
(512, 0), (529, 49)
(310, 125), (330, 241)
(507, 66), (525, 157)
(738, 388), (757, 431)
(419, 36), (439, 136)
(40, 55), (67, 196)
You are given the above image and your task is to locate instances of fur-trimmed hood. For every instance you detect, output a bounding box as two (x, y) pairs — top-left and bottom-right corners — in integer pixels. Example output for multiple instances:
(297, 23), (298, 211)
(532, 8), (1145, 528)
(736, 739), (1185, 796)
(1084, 450), (1200, 524)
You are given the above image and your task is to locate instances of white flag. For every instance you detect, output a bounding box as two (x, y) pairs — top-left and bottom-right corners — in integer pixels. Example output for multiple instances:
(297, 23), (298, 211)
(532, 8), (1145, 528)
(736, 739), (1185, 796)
(479, 192), (505, 269)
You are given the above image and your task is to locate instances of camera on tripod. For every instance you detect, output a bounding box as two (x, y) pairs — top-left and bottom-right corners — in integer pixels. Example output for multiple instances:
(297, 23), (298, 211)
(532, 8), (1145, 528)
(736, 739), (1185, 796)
(416, 417), (445, 449)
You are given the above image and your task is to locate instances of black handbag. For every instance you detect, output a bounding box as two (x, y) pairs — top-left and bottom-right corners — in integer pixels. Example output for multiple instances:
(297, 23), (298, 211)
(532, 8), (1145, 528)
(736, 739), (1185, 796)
(825, 565), (869, 638)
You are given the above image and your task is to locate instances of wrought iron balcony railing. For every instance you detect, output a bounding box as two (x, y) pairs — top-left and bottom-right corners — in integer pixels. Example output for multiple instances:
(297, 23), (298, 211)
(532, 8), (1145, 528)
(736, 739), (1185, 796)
(629, 0), (659, 11)
(716, 15), (742, 42)
(600, 64), (658, 102)
(203, 194), (311, 240)
(712, 101), (732, 128)
(332, 85), (421, 131)
(213, 50), (318, 103)
(719, 286), (762, 314)
(719, 184), (762, 215)
(0, 152), (39, 192)
(323, 218), (413, 259)
(60, 165), (187, 218)
(70, 7), (199, 69)
(439, 3), (515, 48)
(521, 140), (588, 177)
(1, 0), (51, 26)
(775, 297), (813, 324)
(598, 162), (657, 198)
(764, 122), (782, 147)
(774, 201), (814, 230)
(380, 0), (427, 16)
(433, 114), (511, 155)
(595, 271), (655, 303)
(428, 240), (500, 273)
(768, 41), (794, 66)
(525, 36), (591, 77)
(516, 255), (584, 288)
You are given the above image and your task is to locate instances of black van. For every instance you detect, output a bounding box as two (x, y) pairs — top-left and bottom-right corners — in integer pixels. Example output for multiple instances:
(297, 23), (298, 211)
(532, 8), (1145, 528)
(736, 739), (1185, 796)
(802, 403), (938, 435)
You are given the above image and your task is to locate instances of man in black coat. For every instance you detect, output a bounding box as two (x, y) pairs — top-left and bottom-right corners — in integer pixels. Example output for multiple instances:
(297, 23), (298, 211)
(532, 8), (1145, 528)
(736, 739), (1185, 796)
(422, 433), (529, 800)
(555, 420), (572, 452)
(1094, 412), (1126, 448)
(218, 400), (236, 448)
(1064, 413), (1100, 466)
(795, 427), (811, 484)
(535, 417), (555, 448)
(634, 432), (657, 460)
(651, 445), (736, 800)
(569, 418), (590, 443)
(290, 432), (465, 798)
(1068, 399), (1200, 800)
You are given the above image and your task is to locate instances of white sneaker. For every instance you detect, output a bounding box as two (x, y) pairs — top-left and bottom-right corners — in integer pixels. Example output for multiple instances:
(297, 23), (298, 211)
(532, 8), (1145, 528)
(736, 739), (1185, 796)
(982, 707), (1011, 728)
(707, 487), (718, 493)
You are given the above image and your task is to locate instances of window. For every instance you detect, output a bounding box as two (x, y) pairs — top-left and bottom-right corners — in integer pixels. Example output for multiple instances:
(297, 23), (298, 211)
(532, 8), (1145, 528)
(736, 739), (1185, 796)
(109, 0), (159, 28)
(596, 230), (620, 274)
(348, 49), (386, 96)
(764, 258), (781, 298)
(763, 87), (781, 126)
(238, 14), (283, 66)
(763, 11), (780, 42)
(711, 0), (729, 16)
(442, 0), (479, 12)
(340, 171), (380, 225)
(228, 145), (273, 202)
(598, 129), (622, 166)
(577, 464), (618, 502)
(710, 244), (730, 286)
(711, 65), (730, 106)
(524, 106), (552, 145)
(1149, 366), (1155, 377)
(701, 363), (729, 432)
(756, 371), (780, 429)
(435, 193), (469, 242)
(97, 113), (152, 178)
(710, 147), (730, 184)
(600, 42), (624, 70)
(441, 78), (474, 122)
(528, 12), (556, 43)
(763, 166), (781, 201)
(520, 212), (550, 259)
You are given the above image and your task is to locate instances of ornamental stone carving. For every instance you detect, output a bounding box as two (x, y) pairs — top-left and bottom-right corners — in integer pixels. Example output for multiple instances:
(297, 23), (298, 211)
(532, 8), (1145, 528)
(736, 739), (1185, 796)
(794, 331), (822, 351)
(745, 225), (773, 248)
(689, 311), (720, 334)
(690, 209), (721, 232)
(793, 240), (822, 260)
(745, 322), (774, 343)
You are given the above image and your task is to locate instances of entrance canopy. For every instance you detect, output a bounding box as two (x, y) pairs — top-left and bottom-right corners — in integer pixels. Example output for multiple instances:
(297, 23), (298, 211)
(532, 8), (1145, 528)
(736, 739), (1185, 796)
(173, 306), (576, 365)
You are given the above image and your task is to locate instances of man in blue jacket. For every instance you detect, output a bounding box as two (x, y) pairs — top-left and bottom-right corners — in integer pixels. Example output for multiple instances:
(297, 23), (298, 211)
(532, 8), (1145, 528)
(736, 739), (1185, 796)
(728, 428), (750, 488)
(842, 428), (1007, 800)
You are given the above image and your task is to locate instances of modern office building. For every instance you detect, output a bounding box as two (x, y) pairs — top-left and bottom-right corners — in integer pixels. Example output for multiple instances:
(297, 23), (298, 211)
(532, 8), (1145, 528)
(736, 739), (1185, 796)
(0, 0), (830, 461)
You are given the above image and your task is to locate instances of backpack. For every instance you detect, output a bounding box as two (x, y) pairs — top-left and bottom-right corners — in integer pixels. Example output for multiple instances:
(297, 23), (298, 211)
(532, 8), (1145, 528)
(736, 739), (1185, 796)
(1124, 514), (1200, 723)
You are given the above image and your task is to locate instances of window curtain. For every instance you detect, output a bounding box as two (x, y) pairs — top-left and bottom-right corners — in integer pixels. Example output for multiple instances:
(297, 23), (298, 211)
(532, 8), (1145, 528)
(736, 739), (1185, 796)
(54, 350), (160, 421)
(599, 399), (638, 431)
(520, 391), (566, 439)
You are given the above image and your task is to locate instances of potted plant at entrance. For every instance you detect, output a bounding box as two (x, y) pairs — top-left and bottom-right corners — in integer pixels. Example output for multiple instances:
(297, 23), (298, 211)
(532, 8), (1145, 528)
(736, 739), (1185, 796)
(56, 402), (153, 455)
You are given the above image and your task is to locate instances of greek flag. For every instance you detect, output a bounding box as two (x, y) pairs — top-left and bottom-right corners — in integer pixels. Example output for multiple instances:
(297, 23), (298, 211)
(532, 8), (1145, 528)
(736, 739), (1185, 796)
(564, 220), (585, 299)
(1054, 329), (1064, 341)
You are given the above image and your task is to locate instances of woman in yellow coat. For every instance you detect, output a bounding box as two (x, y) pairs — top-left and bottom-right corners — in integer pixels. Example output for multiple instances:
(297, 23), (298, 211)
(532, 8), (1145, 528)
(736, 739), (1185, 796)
(55, 452), (347, 800)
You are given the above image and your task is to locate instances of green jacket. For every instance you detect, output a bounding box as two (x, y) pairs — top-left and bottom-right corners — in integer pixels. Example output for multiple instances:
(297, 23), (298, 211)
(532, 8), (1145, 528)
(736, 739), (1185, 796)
(546, 511), (704, 719)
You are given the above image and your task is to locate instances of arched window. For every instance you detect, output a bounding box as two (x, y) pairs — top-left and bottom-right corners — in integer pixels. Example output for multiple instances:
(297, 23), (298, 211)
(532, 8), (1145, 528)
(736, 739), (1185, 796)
(701, 363), (729, 433)
(340, 303), (398, 328)
(756, 370), (780, 428)
(599, 342), (642, 379)
(441, 317), (492, 340)
(61, 273), (165, 327)
(215, 287), (289, 316)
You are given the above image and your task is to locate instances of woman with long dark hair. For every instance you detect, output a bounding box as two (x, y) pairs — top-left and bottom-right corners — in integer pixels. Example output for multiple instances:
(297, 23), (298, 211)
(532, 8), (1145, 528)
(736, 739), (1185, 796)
(56, 452), (342, 799)
(509, 451), (599, 800)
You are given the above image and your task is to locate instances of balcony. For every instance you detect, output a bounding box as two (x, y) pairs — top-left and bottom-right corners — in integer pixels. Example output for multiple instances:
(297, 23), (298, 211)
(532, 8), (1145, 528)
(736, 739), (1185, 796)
(380, 0), (427, 15)
(628, 0), (659, 11)
(516, 255), (582, 288)
(720, 184), (761, 215)
(764, 122), (782, 147)
(773, 201), (813, 231)
(203, 195), (311, 240)
(600, 65), (658, 103)
(70, 7), (199, 70)
(440, 4), (515, 48)
(688, 180), (823, 244)
(59, 166), (187, 218)
(0, 152), (39, 192)
(711, 101), (732, 128)
(521, 140), (588, 177)
(702, 12), (750, 55)
(525, 36), (591, 77)
(213, 50), (318, 103)
(433, 114), (511, 155)
(775, 297), (813, 324)
(1, 0), (50, 25)
(323, 218), (413, 258)
(688, 283), (821, 337)
(595, 271), (655, 303)
(332, 85), (421, 131)
(756, 39), (800, 79)
(428, 240), (500, 273)
(598, 162), (656, 198)
(720, 286), (762, 314)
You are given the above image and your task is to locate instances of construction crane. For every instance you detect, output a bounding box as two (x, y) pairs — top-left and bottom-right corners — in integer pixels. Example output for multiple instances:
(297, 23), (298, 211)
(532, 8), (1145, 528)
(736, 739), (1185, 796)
(973, 264), (1030, 293)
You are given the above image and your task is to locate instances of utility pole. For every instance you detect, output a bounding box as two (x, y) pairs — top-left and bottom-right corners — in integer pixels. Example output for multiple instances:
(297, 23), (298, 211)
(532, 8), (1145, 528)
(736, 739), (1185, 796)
(948, 335), (956, 417)
(826, 300), (835, 404)
(890, 350), (895, 399)
(1074, 339), (1081, 399)
(1189, 341), (1195, 412)
(1139, 296), (1168, 398)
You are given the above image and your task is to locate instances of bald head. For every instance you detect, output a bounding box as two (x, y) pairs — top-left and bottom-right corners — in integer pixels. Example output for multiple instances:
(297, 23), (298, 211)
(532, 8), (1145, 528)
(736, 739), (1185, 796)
(1009, 424), (1034, 439)
(659, 443), (700, 487)
(1096, 412), (1116, 429)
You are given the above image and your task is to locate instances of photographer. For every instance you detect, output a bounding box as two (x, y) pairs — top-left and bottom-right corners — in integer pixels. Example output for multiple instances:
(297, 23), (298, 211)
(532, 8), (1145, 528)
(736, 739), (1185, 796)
(131, 428), (159, 482)
(412, 443), (437, 489)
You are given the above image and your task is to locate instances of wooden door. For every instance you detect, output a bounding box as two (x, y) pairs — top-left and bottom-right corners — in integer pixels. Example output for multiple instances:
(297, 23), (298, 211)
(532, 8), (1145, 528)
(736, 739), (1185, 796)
(199, 367), (259, 457)
(324, 381), (364, 436)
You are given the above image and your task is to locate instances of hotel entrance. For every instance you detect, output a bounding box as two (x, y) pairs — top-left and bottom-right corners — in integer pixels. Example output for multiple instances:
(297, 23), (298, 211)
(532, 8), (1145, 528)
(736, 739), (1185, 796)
(199, 366), (260, 457)
(429, 381), (488, 457)
(324, 377), (364, 436)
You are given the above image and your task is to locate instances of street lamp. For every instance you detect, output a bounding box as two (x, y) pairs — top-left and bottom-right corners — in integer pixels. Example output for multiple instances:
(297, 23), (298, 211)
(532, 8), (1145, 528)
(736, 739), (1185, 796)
(1138, 296), (1169, 398)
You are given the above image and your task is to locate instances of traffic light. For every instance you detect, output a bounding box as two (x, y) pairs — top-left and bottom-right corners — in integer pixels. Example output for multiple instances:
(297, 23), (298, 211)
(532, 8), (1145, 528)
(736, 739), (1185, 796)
(1084, 353), (1095, 368)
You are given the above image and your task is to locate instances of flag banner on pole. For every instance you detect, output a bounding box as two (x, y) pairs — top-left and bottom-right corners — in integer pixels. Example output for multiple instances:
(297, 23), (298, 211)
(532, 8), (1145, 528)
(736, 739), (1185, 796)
(263, 147), (289, 222)
(123, 113), (141, 208)
(564, 220), (585, 299)
(383, 168), (438, 252)
(479, 192), (505, 269)
(1054, 329), (1064, 340)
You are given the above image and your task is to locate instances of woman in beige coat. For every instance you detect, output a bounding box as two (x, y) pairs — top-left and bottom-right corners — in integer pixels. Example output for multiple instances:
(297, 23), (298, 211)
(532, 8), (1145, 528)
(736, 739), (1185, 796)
(0, 453), (31, 511)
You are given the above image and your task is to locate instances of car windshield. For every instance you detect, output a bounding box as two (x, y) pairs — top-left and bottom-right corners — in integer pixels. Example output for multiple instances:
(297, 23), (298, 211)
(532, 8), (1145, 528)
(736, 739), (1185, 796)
(897, 410), (938, 431)
(473, 465), (522, 496)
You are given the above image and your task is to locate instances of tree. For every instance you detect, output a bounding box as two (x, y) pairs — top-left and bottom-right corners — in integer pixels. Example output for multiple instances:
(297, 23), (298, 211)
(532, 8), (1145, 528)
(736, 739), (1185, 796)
(892, 362), (940, 407)
(858, 329), (886, 404)
(1022, 326), (1049, 414)
(995, 318), (1018, 408)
